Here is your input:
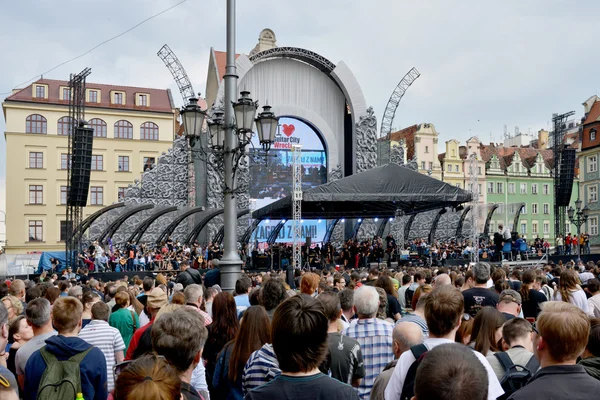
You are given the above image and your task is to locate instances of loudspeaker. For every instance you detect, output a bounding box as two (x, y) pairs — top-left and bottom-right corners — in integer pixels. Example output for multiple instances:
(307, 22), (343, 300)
(556, 148), (576, 207)
(68, 126), (94, 207)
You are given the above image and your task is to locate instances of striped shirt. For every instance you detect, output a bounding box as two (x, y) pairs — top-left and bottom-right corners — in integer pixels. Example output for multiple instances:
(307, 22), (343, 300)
(242, 343), (280, 395)
(343, 318), (394, 400)
(395, 313), (429, 338)
(79, 320), (125, 392)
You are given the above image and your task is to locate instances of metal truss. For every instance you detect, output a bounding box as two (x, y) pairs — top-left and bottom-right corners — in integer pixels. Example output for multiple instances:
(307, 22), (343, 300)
(292, 145), (302, 268)
(379, 67), (420, 138)
(552, 111), (576, 239)
(469, 154), (479, 263)
(157, 44), (196, 102)
(249, 47), (336, 73)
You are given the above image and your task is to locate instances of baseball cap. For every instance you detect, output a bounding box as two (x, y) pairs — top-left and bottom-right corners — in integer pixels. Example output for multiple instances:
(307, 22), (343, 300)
(499, 289), (522, 305)
(147, 288), (168, 309)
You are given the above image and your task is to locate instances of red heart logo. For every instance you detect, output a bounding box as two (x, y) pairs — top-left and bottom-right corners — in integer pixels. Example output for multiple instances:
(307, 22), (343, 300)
(282, 124), (295, 137)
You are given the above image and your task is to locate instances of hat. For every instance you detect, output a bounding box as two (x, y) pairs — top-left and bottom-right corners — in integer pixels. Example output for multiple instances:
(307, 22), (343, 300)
(499, 289), (522, 305)
(147, 288), (168, 309)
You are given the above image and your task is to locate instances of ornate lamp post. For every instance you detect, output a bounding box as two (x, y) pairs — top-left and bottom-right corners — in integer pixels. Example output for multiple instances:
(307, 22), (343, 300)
(567, 199), (589, 261)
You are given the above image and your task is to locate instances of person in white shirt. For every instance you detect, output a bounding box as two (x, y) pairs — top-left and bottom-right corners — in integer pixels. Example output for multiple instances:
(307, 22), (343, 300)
(587, 279), (600, 318)
(384, 285), (504, 400)
(553, 269), (591, 315)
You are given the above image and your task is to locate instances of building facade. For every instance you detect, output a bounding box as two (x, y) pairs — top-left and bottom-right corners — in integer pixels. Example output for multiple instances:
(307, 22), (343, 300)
(384, 123), (442, 179)
(2, 79), (177, 253)
(438, 136), (487, 203)
(579, 95), (600, 245)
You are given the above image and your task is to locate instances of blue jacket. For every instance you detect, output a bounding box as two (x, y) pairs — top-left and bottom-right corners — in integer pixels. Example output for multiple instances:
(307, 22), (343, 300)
(24, 334), (108, 400)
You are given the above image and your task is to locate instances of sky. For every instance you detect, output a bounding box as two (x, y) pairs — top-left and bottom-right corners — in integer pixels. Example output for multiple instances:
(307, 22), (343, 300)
(1, 0), (599, 226)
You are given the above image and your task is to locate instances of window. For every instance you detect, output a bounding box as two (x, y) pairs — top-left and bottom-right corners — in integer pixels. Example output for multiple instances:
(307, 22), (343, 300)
(421, 161), (425, 170)
(487, 182), (494, 193)
(57, 116), (73, 136)
(60, 154), (71, 170)
(143, 157), (156, 171)
(447, 164), (451, 172)
(591, 217), (599, 236)
(60, 186), (68, 205)
(62, 87), (71, 100)
(532, 184), (538, 195)
(60, 221), (73, 242)
(590, 155), (598, 173)
(452, 149), (456, 157)
(91, 155), (103, 171)
(532, 222), (538, 234)
(532, 203), (538, 214)
(508, 183), (515, 194)
(478, 167), (482, 174)
(89, 90), (98, 103)
(118, 156), (130, 172)
(520, 223), (527, 235)
(455, 165), (459, 172)
(35, 85), (45, 98)
(29, 185), (43, 204)
(590, 185), (598, 203)
(114, 120), (133, 139)
(592, 129), (597, 142)
(114, 92), (123, 105)
(25, 114), (47, 134)
(118, 187), (126, 201)
(28, 220), (43, 242)
(543, 203), (549, 214)
(29, 152), (43, 169)
(497, 182), (503, 194)
(497, 204), (504, 214)
(543, 222), (549, 234)
(140, 122), (159, 141)
(522, 204), (527, 214)
(90, 187), (103, 205)
(139, 94), (148, 106)
(520, 183), (527, 194)
(425, 146), (429, 153)
(543, 184), (549, 195)
(89, 118), (107, 137)
(428, 162), (433, 171)
(478, 184), (482, 194)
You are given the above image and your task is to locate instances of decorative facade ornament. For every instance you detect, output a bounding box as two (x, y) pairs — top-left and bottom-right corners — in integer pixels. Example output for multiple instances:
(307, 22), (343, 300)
(355, 107), (378, 173)
(433, 138), (438, 144)
(328, 164), (343, 182)
(405, 154), (419, 171)
(390, 142), (405, 166)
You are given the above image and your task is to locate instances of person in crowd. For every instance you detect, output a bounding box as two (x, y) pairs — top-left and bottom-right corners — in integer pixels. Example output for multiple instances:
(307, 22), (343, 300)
(376, 276), (402, 322)
(114, 353), (182, 400)
(413, 343), (489, 400)
(496, 289), (522, 320)
(469, 306), (505, 356)
(371, 322), (423, 400)
(519, 270), (546, 319)
(455, 316), (474, 345)
(588, 279), (600, 318)
(109, 291), (139, 352)
(397, 275), (412, 315)
(205, 287), (218, 318)
(176, 261), (203, 288)
(333, 274), (346, 293)
(433, 273), (451, 288)
(204, 292), (239, 392)
(486, 317), (536, 382)
(397, 284), (431, 338)
(79, 302), (125, 393)
(8, 280), (26, 311)
(152, 308), (208, 400)
(68, 285), (83, 301)
(2, 296), (23, 322)
(213, 306), (271, 399)
(460, 270), (475, 292)
(508, 302), (600, 400)
(579, 318), (600, 380)
(24, 297), (107, 400)
(405, 272), (424, 307)
(463, 262), (499, 317)
(183, 284), (213, 326)
(0, 303), (18, 395)
(242, 337), (279, 395)
(385, 285), (504, 400)
(554, 269), (591, 315)
(81, 291), (101, 329)
(7, 315), (33, 377)
(125, 287), (169, 359)
(245, 294), (359, 400)
(343, 286), (393, 399)
(339, 288), (355, 329)
(15, 298), (55, 390)
(260, 279), (288, 319)
(318, 292), (365, 387)
(234, 276), (252, 316)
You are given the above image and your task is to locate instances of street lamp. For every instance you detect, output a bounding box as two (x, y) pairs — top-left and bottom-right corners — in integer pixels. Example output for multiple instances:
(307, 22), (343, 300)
(567, 199), (589, 261)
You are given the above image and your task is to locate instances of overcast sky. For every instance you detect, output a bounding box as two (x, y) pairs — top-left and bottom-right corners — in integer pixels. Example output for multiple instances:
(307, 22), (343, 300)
(1, 0), (598, 224)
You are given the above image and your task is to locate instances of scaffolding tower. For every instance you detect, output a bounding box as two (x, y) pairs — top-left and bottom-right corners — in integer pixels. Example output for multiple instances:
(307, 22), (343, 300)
(292, 145), (302, 269)
(469, 153), (479, 263)
(552, 111), (576, 240)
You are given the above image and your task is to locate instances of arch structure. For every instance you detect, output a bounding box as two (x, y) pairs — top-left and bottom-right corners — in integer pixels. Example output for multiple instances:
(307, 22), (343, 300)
(483, 204), (500, 237)
(512, 203), (526, 234)
(98, 204), (154, 244)
(185, 209), (250, 245)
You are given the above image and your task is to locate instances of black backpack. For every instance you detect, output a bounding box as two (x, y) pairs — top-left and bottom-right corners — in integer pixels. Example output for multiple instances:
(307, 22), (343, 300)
(400, 344), (428, 400)
(493, 351), (539, 399)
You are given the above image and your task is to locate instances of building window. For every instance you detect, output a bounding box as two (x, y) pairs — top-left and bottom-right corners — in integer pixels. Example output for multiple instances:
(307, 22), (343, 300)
(118, 187), (126, 201)
(35, 86), (45, 98)
(89, 90), (98, 103)
(521, 204), (527, 214)
(592, 129), (597, 142)
(60, 186), (68, 205)
(118, 156), (130, 172)
(447, 164), (451, 172)
(28, 220), (43, 242)
(62, 87), (71, 100)
(508, 183), (515, 194)
(497, 182), (503, 194)
(590, 185), (598, 203)
(520, 223), (527, 235)
(114, 92), (123, 105)
(140, 122), (159, 140)
(478, 184), (482, 194)
(520, 183), (527, 194)
(90, 187), (103, 205)
(452, 149), (456, 157)
(29, 185), (43, 204)
(421, 161), (425, 170)
(532, 203), (538, 214)
(428, 162), (433, 171)
(590, 155), (598, 173)
(425, 146), (429, 153)
(487, 182), (494, 193)
(143, 157), (156, 171)
(60, 154), (71, 170)
(139, 94), (148, 106)
(497, 204), (504, 214)
(455, 165), (459, 172)
(543, 222), (549, 234)
(89, 118), (107, 137)
(29, 152), (43, 169)
(25, 114), (47, 134)
(531, 184), (538, 195)
(57, 116), (74, 136)
(532, 222), (538, 234)
(543, 184), (549, 195)
(590, 217), (599, 236)
(478, 167), (482, 174)
(60, 221), (73, 242)
(114, 120), (133, 139)
(91, 155), (103, 171)
(543, 203), (549, 214)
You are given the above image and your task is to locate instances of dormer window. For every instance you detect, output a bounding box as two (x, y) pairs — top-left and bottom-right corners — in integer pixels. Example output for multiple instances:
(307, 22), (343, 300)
(138, 94), (148, 106)
(35, 85), (45, 98)
(114, 93), (123, 105)
(591, 128), (597, 142)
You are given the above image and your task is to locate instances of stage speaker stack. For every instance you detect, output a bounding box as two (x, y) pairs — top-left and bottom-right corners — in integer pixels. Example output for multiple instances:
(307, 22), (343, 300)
(67, 125), (94, 207)
(556, 148), (576, 207)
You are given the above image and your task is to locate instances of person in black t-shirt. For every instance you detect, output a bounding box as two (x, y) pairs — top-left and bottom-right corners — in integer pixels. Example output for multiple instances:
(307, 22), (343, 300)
(519, 270), (547, 319)
(462, 262), (499, 317)
(246, 294), (359, 400)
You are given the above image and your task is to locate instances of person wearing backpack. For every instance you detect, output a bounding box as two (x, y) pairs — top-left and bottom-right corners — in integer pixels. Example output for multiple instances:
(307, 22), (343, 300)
(23, 297), (107, 400)
(384, 285), (504, 400)
(486, 318), (538, 399)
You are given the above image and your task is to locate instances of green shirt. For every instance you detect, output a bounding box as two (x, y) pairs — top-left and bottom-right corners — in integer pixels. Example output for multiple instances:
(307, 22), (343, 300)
(108, 308), (139, 352)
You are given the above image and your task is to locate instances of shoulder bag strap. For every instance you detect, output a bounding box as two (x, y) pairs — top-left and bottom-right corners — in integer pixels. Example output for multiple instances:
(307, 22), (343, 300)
(410, 344), (428, 360)
(130, 310), (137, 334)
(524, 354), (539, 373)
(493, 351), (514, 372)
(39, 346), (57, 365)
(68, 347), (93, 364)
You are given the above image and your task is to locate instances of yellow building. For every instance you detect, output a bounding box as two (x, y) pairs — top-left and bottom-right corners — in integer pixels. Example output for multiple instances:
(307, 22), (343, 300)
(2, 79), (178, 254)
(439, 139), (464, 188)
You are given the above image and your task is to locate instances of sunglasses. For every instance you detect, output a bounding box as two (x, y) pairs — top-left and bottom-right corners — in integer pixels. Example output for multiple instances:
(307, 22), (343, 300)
(531, 321), (539, 335)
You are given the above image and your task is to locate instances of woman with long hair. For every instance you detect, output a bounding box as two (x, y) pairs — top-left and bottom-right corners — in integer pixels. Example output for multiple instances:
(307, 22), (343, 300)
(109, 291), (140, 352)
(469, 306), (505, 356)
(519, 269), (547, 319)
(554, 269), (590, 314)
(114, 354), (182, 400)
(213, 306), (271, 399)
(376, 275), (402, 321)
(204, 292), (239, 394)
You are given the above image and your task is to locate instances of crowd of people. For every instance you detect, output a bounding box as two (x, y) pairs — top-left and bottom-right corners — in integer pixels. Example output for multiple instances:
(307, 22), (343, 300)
(0, 254), (599, 399)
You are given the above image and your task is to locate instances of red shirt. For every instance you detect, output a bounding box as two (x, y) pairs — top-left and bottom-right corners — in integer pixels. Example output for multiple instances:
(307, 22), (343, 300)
(125, 317), (154, 360)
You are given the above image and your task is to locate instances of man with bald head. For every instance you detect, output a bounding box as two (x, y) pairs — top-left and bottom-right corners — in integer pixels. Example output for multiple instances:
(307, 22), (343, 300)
(433, 273), (451, 288)
(370, 322), (423, 400)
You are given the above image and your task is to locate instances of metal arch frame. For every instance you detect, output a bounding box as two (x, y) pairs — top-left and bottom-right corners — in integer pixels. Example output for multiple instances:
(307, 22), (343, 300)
(455, 206), (472, 239)
(267, 220), (287, 245)
(482, 204), (500, 237)
(181, 208), (228, 244)
(404, 213), (418, 240)
(323, 219), (340, 244)
(156, 207), (206, 244)
(157, 44), (196, 103)
(242, 219), (262, 245)
(512, 203), (526, 234)
(379, 67), (420, 138)
(376, 219), (390, 238)
(194, 209), (250, 245)
(127, 206), (179, 245)
(75, 203), (125, 239)
(350, 219), (365, 240)
(249, 47), (336, 74)
(428, 209), (447, 244)
(97, 204), (154, 245)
